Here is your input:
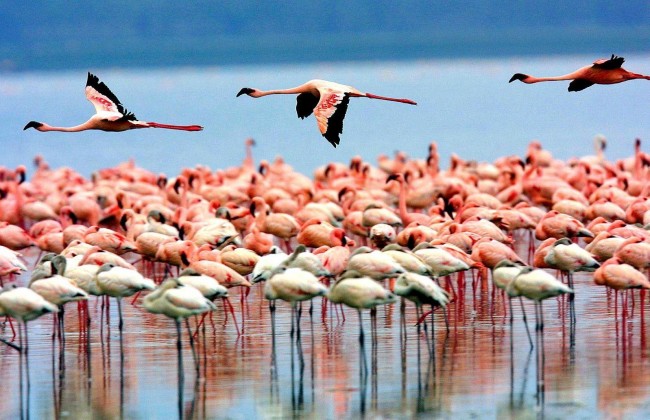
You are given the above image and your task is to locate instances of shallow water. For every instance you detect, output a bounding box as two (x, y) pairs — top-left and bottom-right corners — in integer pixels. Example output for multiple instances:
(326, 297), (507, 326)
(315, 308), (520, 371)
(2, 240), (650, 419)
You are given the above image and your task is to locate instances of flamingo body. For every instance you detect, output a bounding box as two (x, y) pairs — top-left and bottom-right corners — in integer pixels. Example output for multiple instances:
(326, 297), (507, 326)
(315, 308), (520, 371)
(510, 55), (650, 91)
(24, 73), (203, 133)
(237, 79), (416, 147)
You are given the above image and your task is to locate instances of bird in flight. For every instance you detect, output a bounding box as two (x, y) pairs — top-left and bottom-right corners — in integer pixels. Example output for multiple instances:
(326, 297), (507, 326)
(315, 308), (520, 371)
(509, 55), (650, 91)
(236, 79), (416, 147)
(24, 72), (203, 132)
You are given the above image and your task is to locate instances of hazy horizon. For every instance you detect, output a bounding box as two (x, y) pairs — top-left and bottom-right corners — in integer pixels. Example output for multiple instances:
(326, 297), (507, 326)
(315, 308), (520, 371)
(2, 2), (650, 72)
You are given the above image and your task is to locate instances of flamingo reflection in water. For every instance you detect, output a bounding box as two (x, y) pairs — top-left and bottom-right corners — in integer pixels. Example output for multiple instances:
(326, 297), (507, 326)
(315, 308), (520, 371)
(0, 285), (58, 418)
(393, 272), (450, 357)
(506, 267), (573, 405)
(264, 264), (327, 411)
(143, 278), (217, 419)
(327, 270), (396, 412)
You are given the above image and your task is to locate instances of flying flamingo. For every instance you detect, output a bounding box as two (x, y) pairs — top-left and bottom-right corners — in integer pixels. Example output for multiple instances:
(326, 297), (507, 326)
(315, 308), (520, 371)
(24, 72), (203, 133)
(236, 79), (416, 147)
(509, 55), (650, 91)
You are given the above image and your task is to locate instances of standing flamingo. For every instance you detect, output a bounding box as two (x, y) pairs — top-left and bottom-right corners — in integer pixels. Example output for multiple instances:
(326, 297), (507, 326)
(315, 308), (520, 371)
(0, 285), (59, 405)
(265, 266), (328, 350)
(393, 272), (450, 348)
(24, 72), (203, 133)
(237, 79), (416, 147)
(95, 263), (156, 332)
(506, 267), (574, 397)
(509, 55), (650, 91)
(143, 278), (216, 417)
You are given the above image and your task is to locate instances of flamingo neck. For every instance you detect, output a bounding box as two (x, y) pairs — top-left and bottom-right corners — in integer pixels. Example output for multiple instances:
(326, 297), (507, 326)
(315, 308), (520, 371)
(37, 122), (91, 132)
(254, 87), (306, 97)
(396, 179), (409, 224)
(524, 75), (576, 83)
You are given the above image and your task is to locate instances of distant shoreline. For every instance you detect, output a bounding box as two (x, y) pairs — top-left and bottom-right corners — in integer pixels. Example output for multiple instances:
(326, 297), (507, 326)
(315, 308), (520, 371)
(2, 26), (650, 72)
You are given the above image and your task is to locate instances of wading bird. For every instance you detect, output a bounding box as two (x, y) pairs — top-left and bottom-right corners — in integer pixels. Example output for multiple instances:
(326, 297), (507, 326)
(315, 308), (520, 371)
(236, 79), (416, 147)
(24, 73), (203, 133)
(509, 55), (650, 91)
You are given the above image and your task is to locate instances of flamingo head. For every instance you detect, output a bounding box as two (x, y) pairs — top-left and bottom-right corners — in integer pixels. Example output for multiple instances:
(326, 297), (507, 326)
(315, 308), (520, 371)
(24, 121), (44, 131)
(236, 88), (257, 97)
(509, 73), (531, 83)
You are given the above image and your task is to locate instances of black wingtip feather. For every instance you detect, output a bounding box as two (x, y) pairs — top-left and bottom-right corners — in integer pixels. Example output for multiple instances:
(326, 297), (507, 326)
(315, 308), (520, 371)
(86, 72), (137, 121)
(322, 94), (349, 148)
(593, 54), (625, 70)
(568, 78), (594, 92)
(296, 92), (319, 119)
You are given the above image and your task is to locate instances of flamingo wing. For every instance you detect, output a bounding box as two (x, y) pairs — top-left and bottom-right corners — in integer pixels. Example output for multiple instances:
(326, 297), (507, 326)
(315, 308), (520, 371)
(313, 89), (350, 148)
(85, 73), (137, 121)
(296, 92), (319, 119)
(568, 79), (595, 92)
(592, 55), (625, 70)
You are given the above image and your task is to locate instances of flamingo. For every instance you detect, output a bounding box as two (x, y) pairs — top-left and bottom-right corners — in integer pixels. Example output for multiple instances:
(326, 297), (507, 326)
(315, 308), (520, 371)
(393, 272), (450, 347)
(264, 266), (328, 337)
(506, 266), (574, 395)
(593, 257), (650, 329)
(0, 285), (59, 395)
(251, 248), (289, 284)
(369, 224), (396, 249)
(492, 260), (533, 349)
(95, 263), (155, 332)
(24, 72), (203, 133)
(509, 55), (650, 91)
(143, 278), (217, 389)
(236, 79), (416, 147)
(328, 270), (397, 353)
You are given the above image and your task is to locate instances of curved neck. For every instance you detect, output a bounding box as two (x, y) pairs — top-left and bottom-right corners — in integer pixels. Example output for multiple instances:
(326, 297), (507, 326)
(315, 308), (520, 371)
(254, 83), (311, 97)
(396, 179), (409, 223)
(38, 122), (92, 132)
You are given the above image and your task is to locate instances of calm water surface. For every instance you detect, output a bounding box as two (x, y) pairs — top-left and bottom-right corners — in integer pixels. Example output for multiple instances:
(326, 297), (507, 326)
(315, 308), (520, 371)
(1, 240), (649, 419)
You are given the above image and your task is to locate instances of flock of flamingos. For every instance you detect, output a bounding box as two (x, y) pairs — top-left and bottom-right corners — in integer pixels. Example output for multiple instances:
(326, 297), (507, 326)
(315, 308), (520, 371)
(2, 54), (650, 411)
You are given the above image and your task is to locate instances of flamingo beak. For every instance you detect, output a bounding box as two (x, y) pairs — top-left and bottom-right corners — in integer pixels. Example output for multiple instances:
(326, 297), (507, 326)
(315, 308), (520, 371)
(237, 88), (254, 97)
(24, 121), (43, 130)
(508, 73), (529, 83)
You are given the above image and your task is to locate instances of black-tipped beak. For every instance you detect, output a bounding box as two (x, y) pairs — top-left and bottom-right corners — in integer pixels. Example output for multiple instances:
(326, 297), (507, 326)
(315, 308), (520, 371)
(386, 173), (399, 183)
(237, 88), (254, 97)
(508, 73), (528, 83)
(24, 121), (43, 130)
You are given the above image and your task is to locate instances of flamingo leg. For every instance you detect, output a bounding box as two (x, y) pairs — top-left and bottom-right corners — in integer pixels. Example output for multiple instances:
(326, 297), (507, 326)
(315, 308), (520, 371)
(185, 319), (199, 375)
(175, 319), (184, 420)
(224, 298), (240, 335)
(519, 297), (534, 350)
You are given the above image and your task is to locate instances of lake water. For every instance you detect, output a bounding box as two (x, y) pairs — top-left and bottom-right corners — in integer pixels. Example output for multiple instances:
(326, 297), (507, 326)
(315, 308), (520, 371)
(1, 53), (650, 178)
(1, 242), (649, 419)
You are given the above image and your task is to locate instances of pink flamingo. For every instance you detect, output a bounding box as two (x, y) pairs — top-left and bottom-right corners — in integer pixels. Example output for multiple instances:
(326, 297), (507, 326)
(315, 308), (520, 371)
(510, 55), (650, 91)
(237, 79), (416, 147)
(24, 73), (203, 132)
